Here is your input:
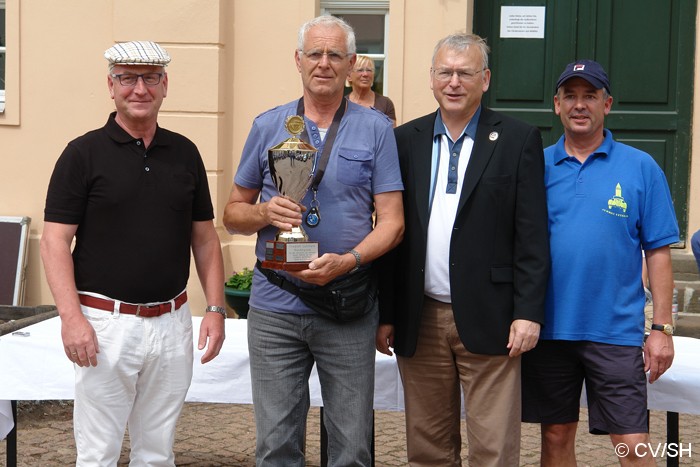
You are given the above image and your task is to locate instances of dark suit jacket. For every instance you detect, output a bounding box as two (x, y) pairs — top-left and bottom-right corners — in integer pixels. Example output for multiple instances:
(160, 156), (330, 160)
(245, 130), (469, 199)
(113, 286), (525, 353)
(378, 108), (550, 356)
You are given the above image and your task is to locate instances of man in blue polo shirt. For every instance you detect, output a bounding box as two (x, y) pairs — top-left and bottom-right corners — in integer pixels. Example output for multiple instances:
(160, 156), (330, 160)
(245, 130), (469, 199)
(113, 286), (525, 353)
(223, 15), (404, 466)
(522, 60), (679, 466)
(692, 229), (700, 274)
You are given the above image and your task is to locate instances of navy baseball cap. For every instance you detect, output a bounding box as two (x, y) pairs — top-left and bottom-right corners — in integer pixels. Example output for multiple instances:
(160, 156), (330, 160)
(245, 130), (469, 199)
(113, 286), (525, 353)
(555, 60), (611, 94)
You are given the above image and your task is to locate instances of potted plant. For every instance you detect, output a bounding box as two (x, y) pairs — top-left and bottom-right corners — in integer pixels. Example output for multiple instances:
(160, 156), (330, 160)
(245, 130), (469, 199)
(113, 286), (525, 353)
(224, 267), (253, 319)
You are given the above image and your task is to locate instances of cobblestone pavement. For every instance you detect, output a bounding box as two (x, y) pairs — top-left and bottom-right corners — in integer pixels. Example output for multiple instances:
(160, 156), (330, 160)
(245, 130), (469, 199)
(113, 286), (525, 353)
(1, 402), (698, 466)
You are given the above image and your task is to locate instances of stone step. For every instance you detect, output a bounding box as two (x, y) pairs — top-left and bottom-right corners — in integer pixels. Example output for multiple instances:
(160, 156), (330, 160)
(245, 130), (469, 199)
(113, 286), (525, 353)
(675, 281), (700, 314)
(675, 272), (700, 282)
(670, 251), (699, 313)
(671, 250), (699, 280)
(675, 312), (700, 338)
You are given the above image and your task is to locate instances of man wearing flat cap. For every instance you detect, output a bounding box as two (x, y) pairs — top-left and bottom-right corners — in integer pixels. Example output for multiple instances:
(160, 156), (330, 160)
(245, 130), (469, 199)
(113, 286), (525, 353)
(41, 40), (225, 465)
(522, 60), (679, 466)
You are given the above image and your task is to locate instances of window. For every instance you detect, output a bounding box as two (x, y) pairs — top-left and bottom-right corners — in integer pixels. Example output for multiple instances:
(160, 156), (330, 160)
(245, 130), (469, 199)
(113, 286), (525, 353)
(322, 1), (390, 95)
(0, 0), (17, 123)
(0, 0), (6, 113)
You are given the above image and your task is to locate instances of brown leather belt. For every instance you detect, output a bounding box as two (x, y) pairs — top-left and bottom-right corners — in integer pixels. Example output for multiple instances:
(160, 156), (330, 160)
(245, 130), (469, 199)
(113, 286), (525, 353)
(78, 291), (188, 317)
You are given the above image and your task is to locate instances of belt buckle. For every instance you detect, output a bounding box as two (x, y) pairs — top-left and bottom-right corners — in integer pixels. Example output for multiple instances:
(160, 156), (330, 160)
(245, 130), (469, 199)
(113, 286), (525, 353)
(135, 302), (166, 317)
(135, 303), (156, 316)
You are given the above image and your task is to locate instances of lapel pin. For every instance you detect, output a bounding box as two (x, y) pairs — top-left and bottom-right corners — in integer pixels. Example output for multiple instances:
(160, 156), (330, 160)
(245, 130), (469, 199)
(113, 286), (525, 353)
(489, 131), (499, 141)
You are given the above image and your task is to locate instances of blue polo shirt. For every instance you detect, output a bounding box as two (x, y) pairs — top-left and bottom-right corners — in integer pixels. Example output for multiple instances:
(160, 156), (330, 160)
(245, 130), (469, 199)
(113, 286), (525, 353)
(234, 99), (403, 314)
(541, 130), (679, 346)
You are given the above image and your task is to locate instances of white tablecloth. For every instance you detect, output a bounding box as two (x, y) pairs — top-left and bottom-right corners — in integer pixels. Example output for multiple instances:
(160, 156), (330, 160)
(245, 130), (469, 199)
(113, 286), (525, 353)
(0, 400), (12, 440)
(0, 316), (404, 408)
(2, 317), (700, 440)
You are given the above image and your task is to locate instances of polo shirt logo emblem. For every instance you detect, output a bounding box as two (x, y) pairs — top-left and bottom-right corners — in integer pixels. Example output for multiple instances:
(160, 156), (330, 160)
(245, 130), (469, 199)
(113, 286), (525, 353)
(603, 183), (629, 218)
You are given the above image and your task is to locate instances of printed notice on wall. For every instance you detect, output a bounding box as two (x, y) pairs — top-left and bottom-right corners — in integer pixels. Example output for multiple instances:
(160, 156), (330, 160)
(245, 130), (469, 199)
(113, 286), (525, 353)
(500, 6), (545, 39)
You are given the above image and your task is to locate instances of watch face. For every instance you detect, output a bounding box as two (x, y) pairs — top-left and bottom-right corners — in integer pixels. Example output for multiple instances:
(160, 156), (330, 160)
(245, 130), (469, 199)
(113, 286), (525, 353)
(653, 324), (674, 335)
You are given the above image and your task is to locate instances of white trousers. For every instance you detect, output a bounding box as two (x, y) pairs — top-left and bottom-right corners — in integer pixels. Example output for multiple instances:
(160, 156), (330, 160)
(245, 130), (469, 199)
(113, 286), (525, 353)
(74, 300), (194, 467)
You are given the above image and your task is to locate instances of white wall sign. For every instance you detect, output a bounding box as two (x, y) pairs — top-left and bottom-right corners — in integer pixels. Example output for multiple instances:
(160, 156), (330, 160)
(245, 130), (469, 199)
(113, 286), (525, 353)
(500, 6), (546, 39)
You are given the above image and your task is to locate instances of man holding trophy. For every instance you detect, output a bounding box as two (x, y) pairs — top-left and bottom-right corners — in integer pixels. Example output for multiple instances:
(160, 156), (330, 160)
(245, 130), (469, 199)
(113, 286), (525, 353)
(223, 15), (404, 467)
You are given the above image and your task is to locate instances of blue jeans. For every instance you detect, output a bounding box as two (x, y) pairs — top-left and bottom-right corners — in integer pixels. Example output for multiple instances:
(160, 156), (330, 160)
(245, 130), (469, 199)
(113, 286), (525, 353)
(247, 304), (378, 467)
(692, 229), (700, 274)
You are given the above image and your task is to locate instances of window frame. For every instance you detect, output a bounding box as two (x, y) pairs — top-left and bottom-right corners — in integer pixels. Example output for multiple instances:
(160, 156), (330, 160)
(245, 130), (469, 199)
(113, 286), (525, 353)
(0, 0), (6, 113)
(321, 0), (390, 95)
(0, 0), (19, 124)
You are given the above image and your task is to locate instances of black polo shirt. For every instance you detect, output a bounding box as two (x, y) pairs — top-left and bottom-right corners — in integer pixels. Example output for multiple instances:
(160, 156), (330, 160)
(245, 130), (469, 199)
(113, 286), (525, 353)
(45, 112), (214, 303)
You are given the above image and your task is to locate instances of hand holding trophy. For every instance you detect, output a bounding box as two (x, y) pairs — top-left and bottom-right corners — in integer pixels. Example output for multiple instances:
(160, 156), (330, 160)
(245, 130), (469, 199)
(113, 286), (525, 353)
(262, 115), (319, 271)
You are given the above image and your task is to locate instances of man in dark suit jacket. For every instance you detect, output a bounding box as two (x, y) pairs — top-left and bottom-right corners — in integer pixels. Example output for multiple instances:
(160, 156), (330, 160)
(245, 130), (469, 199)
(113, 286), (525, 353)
(376, 33), (550, 466)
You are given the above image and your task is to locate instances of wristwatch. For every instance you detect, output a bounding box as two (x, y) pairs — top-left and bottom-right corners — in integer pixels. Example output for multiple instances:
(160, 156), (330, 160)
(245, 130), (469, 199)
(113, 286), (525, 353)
(650, 323), (674, 336)
(206, 305), (227, 318)
(347, 249), (361, 273)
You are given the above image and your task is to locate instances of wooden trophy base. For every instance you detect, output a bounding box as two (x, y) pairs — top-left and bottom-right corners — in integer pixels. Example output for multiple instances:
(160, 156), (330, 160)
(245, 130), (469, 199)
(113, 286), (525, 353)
(262, 240), (318, 271)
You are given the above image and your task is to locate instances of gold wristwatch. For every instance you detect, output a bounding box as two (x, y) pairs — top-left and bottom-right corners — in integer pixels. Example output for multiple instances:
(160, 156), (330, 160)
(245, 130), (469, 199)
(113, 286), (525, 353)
(650, 323), (674, 336)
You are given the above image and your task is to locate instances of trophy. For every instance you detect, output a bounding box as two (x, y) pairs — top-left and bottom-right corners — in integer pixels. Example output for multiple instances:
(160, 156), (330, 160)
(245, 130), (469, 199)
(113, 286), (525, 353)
(261, 115), (319, 271)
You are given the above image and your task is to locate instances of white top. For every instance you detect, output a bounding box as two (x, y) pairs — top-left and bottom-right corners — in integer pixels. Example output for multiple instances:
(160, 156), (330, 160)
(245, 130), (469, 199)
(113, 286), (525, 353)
(425, 132), (473, 302)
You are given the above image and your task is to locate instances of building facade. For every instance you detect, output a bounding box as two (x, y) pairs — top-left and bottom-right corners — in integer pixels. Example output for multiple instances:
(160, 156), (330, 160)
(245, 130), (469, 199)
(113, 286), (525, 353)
(1, 0), (697, 312)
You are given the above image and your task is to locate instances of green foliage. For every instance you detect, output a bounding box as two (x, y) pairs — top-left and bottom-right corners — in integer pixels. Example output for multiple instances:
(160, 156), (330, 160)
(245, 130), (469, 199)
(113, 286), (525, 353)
(226, 267), (253, 291)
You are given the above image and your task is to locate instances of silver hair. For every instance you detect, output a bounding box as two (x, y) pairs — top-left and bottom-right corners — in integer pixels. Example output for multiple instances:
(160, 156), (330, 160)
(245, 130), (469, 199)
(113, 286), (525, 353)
(297, 15), (356, 55)
(432, 33), (490, 70)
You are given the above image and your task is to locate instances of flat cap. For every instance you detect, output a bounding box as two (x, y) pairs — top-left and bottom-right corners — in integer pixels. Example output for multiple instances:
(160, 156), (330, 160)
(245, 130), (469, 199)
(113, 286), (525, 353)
(104, 41), (171, 67)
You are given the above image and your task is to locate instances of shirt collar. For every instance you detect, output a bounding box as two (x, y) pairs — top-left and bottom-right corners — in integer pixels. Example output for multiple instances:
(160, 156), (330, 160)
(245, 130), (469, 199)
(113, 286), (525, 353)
(433, 105), (482, 142)
(553, 129), (614, 165)
(104, 111), (168, 147)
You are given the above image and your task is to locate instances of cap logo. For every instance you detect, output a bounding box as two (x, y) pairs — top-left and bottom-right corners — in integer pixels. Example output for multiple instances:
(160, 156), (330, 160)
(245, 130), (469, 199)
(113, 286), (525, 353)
(556, 60), (610, 94)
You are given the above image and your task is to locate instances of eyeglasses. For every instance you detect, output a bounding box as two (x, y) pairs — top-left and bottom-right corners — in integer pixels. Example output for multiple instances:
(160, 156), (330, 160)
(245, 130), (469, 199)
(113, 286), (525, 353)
(300, 50), (352, 64)
(110, 72), (165, 87)
(353, 68), (374, 74)
(432, 68), (485, 83)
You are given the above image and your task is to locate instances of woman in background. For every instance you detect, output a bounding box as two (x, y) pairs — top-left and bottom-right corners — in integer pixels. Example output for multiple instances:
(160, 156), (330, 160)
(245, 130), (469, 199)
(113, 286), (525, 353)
(347, 55), (397, 126)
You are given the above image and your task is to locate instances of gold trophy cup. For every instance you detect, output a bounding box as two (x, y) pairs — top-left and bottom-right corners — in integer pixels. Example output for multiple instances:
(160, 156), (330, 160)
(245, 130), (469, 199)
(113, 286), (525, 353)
(261, 115), (319, 271)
